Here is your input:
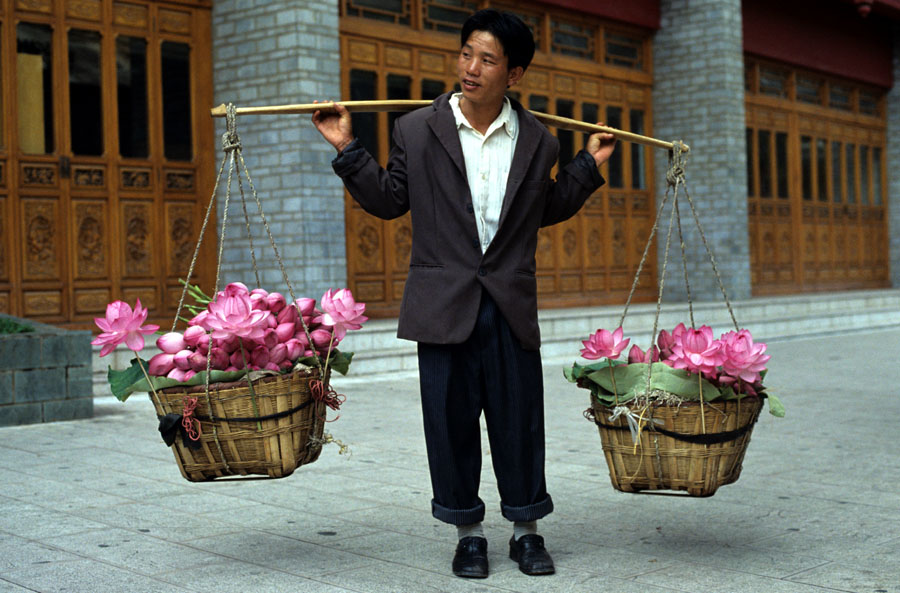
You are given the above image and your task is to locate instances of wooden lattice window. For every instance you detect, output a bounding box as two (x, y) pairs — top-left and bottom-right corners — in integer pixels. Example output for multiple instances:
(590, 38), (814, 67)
(605, 32), (643, 70)
(344, 0), (411, 25)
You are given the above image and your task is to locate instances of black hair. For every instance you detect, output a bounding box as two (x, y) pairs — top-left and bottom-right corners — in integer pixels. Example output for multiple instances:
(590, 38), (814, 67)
(460, 9), (536, 72)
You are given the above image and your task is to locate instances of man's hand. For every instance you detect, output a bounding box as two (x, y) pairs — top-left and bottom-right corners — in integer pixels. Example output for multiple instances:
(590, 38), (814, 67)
(585, 122), (617, 168)
(311, 100), (354, 153)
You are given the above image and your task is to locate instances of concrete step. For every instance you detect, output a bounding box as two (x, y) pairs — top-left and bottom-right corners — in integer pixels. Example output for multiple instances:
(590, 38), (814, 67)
(93, 288), (900, 390)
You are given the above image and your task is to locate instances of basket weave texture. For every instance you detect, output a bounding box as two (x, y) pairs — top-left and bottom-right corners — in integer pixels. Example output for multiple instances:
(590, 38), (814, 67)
(153, 369), (327, 481)
(592, 397), (763, 497)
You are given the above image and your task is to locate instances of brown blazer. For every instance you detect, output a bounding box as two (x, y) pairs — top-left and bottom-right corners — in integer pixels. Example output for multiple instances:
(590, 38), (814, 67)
(333, 92), (604, 350)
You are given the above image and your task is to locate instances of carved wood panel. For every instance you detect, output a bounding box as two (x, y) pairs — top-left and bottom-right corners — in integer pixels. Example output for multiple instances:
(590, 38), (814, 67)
(2, 1), (215, 326)
(746, 60), (889, 295)
(73, 201), (107, 279)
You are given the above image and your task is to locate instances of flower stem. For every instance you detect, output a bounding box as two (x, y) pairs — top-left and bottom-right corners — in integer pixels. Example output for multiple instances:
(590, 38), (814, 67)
(238, 338), (263, 431)
(608, 362), (619, 406)
(698, 373), (707, 435)
(135, 357), (162, 409)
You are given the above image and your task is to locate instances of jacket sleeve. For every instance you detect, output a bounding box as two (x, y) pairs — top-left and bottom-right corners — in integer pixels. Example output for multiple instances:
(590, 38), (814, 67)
(539, 149), (605, 228)
(331, 123), (411, 221)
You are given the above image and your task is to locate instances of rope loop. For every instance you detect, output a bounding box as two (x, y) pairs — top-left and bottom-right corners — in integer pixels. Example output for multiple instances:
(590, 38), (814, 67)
(222, 103), (242, 153)
(665, 141), (688, 188)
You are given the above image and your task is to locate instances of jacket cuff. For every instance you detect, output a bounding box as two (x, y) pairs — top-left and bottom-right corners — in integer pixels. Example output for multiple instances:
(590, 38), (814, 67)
(574, 149), (605, 189)
(331, 137), (367, 177)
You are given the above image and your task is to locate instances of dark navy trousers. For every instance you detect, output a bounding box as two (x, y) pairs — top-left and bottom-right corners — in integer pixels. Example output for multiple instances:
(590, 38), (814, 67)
(417, 291), (553, 525)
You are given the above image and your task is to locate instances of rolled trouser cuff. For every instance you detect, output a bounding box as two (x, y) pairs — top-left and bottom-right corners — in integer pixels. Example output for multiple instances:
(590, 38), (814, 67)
(431, 498), (486, 526)
(500, 494), (554, 522)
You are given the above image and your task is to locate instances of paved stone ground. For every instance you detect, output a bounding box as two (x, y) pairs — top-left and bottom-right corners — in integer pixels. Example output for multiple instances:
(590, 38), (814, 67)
(1, 329), (898, 593)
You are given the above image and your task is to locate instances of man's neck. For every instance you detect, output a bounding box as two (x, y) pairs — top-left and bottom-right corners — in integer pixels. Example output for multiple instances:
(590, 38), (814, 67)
(459, 96), (504, 135)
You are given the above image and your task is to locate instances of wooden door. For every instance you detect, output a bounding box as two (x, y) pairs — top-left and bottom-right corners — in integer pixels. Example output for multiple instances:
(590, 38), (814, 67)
(340, 0), (657, 318)
(745, 59), (889, 294)
(0, 0), (215, 329)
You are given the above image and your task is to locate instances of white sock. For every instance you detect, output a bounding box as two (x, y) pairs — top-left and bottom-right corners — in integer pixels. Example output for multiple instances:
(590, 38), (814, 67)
(513, 520), (538, 541)
(457, 522), (485, 540)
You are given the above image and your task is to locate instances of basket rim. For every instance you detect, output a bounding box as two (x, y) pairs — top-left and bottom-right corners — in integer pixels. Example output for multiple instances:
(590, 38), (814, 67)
(158, 367), (319, 395)
(592, 395), (764, 410)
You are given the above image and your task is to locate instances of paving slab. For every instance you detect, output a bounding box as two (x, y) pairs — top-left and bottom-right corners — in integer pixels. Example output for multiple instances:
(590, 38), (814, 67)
(1, 327), (898, 592)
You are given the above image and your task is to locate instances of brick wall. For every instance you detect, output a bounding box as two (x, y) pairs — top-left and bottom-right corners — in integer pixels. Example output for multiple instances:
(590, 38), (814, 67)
(888, 26), (900, 288)
(211, 0), (347, 301)
(652, 0), (752, 303)
(0, 315), (93, 426)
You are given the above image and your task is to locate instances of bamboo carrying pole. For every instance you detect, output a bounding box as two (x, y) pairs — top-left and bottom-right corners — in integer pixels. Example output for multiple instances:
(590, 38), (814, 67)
(210, 101), (689, 153)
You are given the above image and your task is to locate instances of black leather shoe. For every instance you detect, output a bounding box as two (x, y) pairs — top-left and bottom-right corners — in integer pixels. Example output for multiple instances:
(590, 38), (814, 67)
(509, 534), (555, 575)
(452, 536), (489, 578)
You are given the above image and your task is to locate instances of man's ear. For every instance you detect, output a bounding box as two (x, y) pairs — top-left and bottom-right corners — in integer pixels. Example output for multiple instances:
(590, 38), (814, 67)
(506, 66), (525, 89)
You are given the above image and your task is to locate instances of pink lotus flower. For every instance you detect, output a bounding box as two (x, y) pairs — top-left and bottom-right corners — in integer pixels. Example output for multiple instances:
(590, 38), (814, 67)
(628, 344), (660, 364)
(189, 310), (209, 327)
(657, 323), (687, 359)
(148, 352), (176, 376)
(167, 367), (189, 382)
(92, 299), (160, 357)
(200, 291), (272, 341)
(156, 332), (186, 354)
(668, 325), (725, 376)
(720, 329), (770, 384)
(580, 327), (630, 360)
(284, 339), (303, 361)
(313, 289), (368, 340)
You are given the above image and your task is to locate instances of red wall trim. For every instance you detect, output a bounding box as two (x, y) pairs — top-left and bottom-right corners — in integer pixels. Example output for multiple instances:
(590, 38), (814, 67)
(744, 0), (893, 88)
(537, 0), (660, 30)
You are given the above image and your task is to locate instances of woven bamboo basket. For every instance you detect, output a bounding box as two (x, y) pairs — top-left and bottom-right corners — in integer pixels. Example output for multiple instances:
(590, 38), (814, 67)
(152, 369), (328, 482)
(590, 396), (764, 497)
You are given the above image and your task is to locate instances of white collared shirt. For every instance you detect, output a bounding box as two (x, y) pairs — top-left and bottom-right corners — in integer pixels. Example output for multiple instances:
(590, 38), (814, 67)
(449, 93), (519, 253)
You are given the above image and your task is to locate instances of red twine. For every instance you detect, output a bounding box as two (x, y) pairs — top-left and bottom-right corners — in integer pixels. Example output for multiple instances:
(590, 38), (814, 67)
(181, 396), (201, 441)
(309, 379), (346, 422)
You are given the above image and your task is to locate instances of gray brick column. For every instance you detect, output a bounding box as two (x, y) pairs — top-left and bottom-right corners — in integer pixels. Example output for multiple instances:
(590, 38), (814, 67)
(887, 25), (900, 288)
(652, 0), (752, 302)
(212, 0), (346, 299)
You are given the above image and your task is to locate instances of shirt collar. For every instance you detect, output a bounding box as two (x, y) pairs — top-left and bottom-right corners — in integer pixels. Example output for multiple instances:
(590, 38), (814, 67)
(449, 92), (517, 139)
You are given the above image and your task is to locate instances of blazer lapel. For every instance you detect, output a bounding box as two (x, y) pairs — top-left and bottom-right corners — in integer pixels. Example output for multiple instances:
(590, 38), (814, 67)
(497, 103), (543, 230)
(426, 94), (467, 183)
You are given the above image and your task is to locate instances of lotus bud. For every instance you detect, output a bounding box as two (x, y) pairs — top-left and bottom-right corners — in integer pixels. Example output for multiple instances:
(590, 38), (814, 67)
(279, 359), (294, 370)
(250, 345), (270, 368)
(264, 362), (280, 372)
(310, 328), (333, 349)
(265, 292), (286, 314)
(209, 347), (229, 370)
(219, 335), (240, 354)
(262, 328), (279, 350)
(269, 343), (287, 365)
(275, 322), (296, 343)
(182, 370), (197, 381)
(183, 325), (207, 348)
(157, 332), (187, 354)
(188, 351), (208, 372)
(224, 282), (249, 297)
(296, 298), (316, 317)
(277, 304), (299, 325)
(303, 349), (316, 358)
(293, 331), (310, 348)
(250, 292), (268, 311)
(230, 349), (247, 369)
(148, 353), (176, 376)
(284, 339), (302, 361)
(250, 287), (269, 298)
(174, 349), (194, 370)
(224, 365), (240, 372)
(266, 314), (278, 328)
(196, 338), (210, 356)
(167, 368), (188, 382)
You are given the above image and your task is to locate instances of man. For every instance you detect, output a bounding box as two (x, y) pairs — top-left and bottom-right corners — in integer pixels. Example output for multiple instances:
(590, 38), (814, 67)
(313, 9), (616, 579)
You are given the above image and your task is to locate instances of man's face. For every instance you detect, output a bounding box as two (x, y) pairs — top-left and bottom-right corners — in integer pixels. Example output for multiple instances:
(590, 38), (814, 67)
(457, 30), (523, 108)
